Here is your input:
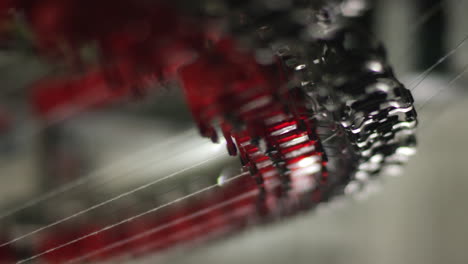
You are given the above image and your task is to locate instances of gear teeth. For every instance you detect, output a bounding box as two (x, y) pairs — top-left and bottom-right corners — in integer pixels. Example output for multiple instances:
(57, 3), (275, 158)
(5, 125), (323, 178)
(211, 0), (416, 200)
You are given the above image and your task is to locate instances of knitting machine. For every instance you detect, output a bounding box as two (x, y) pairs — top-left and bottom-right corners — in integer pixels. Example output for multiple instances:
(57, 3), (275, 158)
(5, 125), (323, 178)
(0, 0), (422, 263)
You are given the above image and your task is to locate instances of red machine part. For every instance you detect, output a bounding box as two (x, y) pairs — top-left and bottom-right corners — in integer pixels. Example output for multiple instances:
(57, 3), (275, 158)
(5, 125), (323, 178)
(35, 175), (259, 263)
(1, 1), (330, 262)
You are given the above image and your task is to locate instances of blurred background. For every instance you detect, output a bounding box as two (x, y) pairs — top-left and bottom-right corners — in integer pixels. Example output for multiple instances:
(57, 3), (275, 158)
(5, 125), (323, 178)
(0, 0), (468, 263)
